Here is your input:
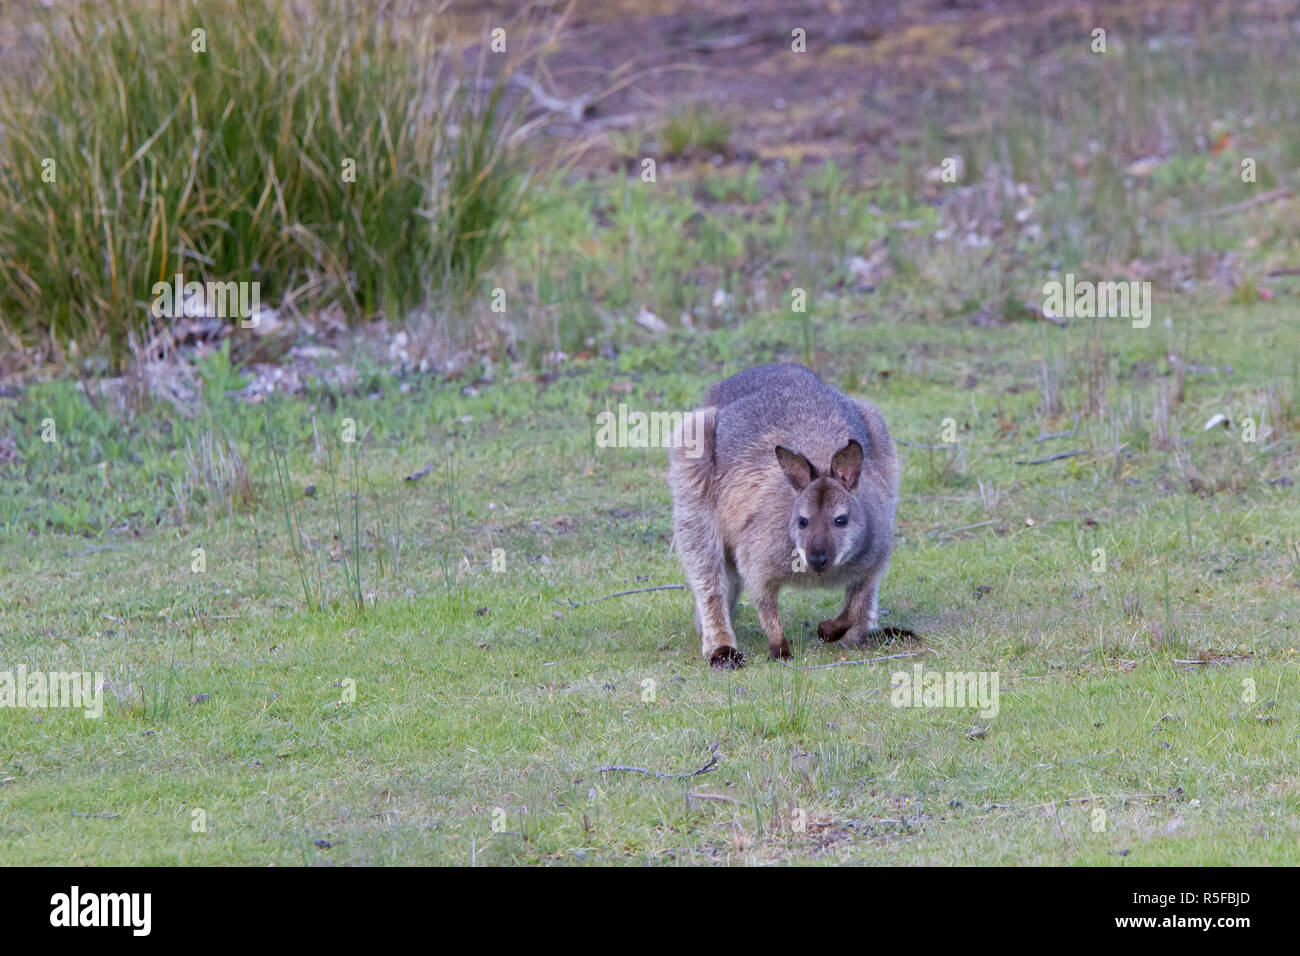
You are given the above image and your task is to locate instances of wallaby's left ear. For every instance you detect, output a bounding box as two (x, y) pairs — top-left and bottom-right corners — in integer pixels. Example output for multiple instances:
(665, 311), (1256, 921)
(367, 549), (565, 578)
(775, 445), (817, 491)
(830, 440), (863, 491)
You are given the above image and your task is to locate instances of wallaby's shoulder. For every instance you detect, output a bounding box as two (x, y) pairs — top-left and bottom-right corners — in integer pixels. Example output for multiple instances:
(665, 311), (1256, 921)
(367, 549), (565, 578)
(709, 364), (865, 444)
(848, 395), (901, 493)
(706, 363), (824, 408)
(695, 365), (900, 495)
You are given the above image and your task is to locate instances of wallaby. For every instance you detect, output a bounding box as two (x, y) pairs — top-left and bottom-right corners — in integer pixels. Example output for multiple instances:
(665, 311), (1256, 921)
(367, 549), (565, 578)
(667, 363), (902, 667)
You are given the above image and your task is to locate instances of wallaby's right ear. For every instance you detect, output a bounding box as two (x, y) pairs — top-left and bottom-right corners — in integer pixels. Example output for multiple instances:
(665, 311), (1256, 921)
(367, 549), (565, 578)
(775, 446), (817, 491)
(830, 439), (863, 491)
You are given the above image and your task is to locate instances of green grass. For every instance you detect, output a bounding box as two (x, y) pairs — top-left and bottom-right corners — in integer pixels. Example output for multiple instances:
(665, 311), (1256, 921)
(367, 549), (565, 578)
(660, 104), (732, 159)
(1, 288), (1297, 863)
(2, 12), (1299, 865)
(0, 0), (530, 368)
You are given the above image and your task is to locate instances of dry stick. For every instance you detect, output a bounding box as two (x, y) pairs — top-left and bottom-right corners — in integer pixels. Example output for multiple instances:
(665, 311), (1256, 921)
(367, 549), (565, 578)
(1030, 750), (1120, 769)
(926, 518), (999, 538)
(1015, 449), (1085, 465)
(557, 584), (683, 608)
(1171, 186), (1292, 223)
(686, 33), (755, 52)
(791, 649), (929, 671)
(72, 811), (120, 819)
(1034, 429), (1077, 443)
(687, 792), (738, 804)
(501, 73), (592, 123)
(598, 745), (720, 780)
(898, 440), (958, 450)
(980, 792), (1173, 816)
(823, 797), (1126, 831)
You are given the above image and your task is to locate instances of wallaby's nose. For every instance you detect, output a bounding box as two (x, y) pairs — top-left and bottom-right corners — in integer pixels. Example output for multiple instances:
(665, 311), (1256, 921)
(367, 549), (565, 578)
(808, 551), (830, 572)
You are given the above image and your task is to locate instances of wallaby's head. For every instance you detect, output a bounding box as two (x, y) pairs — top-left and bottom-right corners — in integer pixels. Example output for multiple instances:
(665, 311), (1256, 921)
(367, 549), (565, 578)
(774, 440), (867, 574)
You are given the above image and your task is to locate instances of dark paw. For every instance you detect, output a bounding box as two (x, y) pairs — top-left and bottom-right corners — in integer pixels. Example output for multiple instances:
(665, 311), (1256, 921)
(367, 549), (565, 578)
(858, 625), (919, 645)
(768, 639), (792, 660)
(817, 618), (850, 643)
(709, 646), (746, 669)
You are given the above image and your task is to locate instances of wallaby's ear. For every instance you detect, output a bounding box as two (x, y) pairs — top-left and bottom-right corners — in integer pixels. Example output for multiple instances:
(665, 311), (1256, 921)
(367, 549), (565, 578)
(830, 439), (863, 491)
(775, 446), (817, 491)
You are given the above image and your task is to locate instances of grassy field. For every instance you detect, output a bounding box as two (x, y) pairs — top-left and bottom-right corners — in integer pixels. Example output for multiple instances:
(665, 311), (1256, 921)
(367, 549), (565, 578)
(2, 287), (1297, 864)
(1, 0), (1299, 865)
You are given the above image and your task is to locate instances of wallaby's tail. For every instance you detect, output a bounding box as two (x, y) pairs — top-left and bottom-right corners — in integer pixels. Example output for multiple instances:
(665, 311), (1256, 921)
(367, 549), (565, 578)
(670, 403), (722, 489)
(665, 408), (717, 556)
(667, 406), (718, 502)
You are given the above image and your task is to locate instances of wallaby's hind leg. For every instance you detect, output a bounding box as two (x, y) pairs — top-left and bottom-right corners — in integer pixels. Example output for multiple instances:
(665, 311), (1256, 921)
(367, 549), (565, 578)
(669, 408), (743, 668)
(677, 519), (742, 667)
(725, 559), (742, 623)
(694, 561), (740, 636)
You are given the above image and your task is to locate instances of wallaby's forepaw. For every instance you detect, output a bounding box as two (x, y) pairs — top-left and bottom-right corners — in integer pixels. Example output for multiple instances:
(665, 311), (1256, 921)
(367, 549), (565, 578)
(817, 618), (850, 643)
(709, 646), (746, 669)
(768, 638), (792, 660)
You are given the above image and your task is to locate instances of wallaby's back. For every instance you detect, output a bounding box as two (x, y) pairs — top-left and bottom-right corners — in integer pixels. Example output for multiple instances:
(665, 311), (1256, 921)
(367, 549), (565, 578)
(708, 364), (870, 479)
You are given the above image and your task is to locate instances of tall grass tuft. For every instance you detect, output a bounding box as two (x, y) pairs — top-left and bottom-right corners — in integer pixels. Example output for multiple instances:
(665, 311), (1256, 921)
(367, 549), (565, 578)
(264, 406), (324, 613)
(326, 434), (365, 615)
(0, 0), (533, 369)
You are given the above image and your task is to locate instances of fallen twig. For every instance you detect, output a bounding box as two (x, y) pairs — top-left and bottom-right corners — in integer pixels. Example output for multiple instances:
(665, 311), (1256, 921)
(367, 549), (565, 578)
(898, 440), (958, 450)
(598, 743), (720, 780)
(72, 811), (120, 819)
(686, 792), (738, 804)
(1034, 429), (1077, 443)
(926, 519), (999, 538)
(1015, 449), (1085, 465)
(790, 647), (928, 671)
(506, 73), (592, 123)
(982, 792), (1175, 815)
(1171, 186), (1292, 223)
(1172, 656), (1250, 667)
(557, 584), (683, 608)
(686, 33), (755, 52)
(404, 462), (434, 482)
(1030, 750), (1120, 769)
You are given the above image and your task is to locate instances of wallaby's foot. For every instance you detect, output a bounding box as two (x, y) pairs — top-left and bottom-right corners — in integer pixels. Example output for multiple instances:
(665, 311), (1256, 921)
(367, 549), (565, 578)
(847, 624), (918, 646)
(768, 637), (792, 660)
(872, 625), (918, 641)
(817, 617), (850, 643)
(709, 645), (746, 669)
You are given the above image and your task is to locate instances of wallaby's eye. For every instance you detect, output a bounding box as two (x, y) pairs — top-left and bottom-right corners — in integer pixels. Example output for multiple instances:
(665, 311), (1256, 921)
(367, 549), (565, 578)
(834, 515), (849, 527)
(797, 517), (808, 529)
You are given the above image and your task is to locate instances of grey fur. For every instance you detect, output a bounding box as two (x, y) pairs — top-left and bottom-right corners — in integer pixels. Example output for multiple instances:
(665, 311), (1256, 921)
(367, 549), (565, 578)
(667, 364), (902, 666)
